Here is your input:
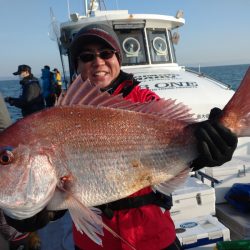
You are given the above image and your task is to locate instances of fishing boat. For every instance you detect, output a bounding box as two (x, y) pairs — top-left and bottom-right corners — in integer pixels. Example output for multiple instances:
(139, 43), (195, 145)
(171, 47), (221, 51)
(38, 1), (250, 249)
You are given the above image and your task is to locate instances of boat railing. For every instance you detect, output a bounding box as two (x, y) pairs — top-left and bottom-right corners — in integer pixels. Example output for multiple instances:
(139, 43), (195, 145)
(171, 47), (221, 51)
(185, 67), (232, 90)
(195, 171), (221, 188)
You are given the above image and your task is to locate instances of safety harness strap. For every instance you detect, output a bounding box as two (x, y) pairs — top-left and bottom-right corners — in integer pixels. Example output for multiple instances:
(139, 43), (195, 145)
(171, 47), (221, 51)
(96, 191), (173, 219)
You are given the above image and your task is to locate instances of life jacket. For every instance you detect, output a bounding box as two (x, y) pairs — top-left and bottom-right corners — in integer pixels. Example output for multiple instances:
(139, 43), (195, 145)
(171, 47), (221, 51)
(55, 72), (62, 86)
(73, 72), (176, 250)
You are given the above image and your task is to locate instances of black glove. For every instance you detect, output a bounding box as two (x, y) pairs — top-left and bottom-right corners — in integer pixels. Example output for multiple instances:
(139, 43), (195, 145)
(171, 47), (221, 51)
(4, 209), (67, 233)
(190, 108), (238, 171)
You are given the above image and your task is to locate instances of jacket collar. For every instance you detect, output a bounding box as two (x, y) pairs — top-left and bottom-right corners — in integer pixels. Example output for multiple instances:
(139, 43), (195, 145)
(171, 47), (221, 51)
(101, 70), (139, 96)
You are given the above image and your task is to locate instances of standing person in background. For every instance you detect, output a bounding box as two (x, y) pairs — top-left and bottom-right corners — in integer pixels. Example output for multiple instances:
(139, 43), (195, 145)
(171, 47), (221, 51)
(5, 65), (45, 117)
(5, 24), (238, 250)
(41, 65), (56, 107)
(53, 68), (62, 98)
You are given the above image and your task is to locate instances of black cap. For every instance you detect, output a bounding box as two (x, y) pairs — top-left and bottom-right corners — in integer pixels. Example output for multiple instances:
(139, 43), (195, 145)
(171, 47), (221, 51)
(69, 23), (122, 68)
(13, 65), (31, 75)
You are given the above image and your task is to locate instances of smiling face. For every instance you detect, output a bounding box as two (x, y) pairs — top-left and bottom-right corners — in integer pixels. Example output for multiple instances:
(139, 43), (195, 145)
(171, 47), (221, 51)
(77, 42), (120, 89)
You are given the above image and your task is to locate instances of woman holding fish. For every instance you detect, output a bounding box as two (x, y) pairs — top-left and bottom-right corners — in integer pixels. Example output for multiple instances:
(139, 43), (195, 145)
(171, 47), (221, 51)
(4, 24), (238, 250)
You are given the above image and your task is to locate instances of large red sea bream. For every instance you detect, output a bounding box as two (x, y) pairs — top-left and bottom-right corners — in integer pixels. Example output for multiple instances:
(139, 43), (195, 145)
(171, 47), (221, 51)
(0, 68), (250, 248)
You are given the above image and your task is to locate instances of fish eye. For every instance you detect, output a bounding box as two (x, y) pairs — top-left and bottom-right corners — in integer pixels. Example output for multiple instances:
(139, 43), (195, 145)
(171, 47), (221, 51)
(0, 150), (14, 165)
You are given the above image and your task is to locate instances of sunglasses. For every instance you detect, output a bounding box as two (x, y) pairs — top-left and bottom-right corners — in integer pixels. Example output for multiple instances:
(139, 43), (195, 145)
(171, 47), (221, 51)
(78, 50), (116, 63)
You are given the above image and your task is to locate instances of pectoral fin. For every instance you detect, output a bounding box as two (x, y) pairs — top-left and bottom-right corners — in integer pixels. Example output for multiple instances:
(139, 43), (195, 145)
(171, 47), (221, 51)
(53, 183), (136, 249)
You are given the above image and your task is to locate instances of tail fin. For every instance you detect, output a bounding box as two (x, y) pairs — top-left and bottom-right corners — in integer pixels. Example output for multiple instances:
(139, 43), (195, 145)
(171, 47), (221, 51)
(220, 67), (250, 137)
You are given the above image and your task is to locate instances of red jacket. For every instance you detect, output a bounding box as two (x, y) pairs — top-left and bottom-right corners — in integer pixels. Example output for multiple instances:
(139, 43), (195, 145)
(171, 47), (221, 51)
(73, 79), (176, 250)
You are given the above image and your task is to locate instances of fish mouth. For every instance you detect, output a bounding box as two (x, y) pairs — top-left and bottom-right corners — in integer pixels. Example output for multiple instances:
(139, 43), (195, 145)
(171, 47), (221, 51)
(2, 183), (56, 219)
(1, 154), (58, 220)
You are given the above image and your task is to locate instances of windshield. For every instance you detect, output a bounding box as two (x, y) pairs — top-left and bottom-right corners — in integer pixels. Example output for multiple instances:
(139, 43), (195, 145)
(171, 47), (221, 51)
(147, 28), (171, 64)
(115, 29), (148, 66)
(115, 28), (175, 66)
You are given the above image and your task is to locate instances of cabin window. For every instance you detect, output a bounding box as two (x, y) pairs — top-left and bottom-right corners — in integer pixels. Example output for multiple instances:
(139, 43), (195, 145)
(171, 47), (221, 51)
(115, 29), (148, 66)
(147, 29), (171, 64)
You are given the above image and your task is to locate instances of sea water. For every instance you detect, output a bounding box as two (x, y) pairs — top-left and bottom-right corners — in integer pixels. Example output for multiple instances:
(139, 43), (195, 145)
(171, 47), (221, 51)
(190, 64), (249, 91)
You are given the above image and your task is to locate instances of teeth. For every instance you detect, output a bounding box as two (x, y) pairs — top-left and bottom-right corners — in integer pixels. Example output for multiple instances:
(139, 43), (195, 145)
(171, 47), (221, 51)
(94, 72), (106, 76)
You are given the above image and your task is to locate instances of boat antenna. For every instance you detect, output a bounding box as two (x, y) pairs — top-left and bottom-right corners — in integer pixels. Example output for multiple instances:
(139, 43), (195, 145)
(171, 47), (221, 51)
(84, 0), (89, 16)
(49, 7), (68, 89)
(67, 0), (71, 20)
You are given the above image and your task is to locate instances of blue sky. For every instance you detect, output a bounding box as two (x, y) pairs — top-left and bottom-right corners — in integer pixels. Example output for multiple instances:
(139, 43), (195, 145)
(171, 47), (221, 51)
(0, 0), (249, 79)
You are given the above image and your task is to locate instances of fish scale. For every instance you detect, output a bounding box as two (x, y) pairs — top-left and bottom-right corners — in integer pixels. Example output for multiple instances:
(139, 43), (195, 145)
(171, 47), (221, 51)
(53, 138), (190, 207)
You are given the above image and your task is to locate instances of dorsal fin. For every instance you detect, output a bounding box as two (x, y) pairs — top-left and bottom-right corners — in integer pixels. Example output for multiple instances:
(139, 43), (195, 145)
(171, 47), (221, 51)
(56, 75), (196, 123)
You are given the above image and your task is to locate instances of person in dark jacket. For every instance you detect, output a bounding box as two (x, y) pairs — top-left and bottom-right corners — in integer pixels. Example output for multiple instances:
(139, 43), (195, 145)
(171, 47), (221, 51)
(41, 65), (56, 107)
(5, 24), (238, 250)
(5, 65), (45, 117)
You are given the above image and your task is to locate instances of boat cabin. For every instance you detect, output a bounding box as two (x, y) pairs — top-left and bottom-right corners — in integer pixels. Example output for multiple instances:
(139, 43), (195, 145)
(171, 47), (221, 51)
(59, 9), (184, 76)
